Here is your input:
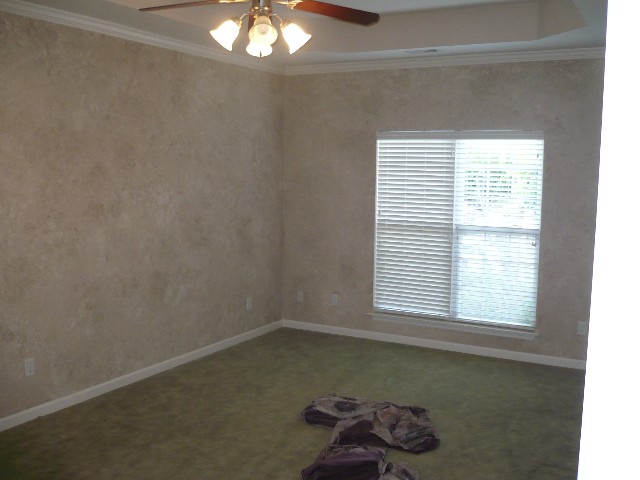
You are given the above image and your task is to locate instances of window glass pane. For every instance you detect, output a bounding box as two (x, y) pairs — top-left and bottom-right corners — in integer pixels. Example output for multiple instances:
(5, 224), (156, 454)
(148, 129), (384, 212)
(453, 138), (543, 326)
(374, 139), (454, 317)
(454, 139), (544, 229)
(375, 132), (543, 329)
(452, 229), (540, 326)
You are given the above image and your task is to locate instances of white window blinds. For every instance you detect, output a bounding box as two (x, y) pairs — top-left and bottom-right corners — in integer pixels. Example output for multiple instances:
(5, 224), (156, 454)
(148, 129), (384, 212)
(375, 131), (544, 328)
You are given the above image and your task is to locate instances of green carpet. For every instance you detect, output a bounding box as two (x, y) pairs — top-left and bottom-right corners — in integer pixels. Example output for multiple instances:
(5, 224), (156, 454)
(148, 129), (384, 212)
(0, 329), (585, 479)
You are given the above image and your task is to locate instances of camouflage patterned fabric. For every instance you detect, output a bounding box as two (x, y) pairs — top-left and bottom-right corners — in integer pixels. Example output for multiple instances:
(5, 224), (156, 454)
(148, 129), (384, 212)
(301, 394), (440, 453)
(301, 444), (419, 480)
(300, 394), (440, 480)
(301, 444), (386, 480)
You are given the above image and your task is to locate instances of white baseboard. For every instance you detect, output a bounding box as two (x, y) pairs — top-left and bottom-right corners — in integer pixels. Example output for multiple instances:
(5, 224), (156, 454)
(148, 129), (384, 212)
(1, 318), (585, 432)
(282, 319), (587, 370)
(0, 321), (281, 432)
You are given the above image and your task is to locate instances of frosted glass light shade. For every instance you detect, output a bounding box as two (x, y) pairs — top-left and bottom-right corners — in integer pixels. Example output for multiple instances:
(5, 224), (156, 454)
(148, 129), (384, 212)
(281, 21), (312, 54)
(246, 42), (273, 58)
(248, 15), (278, 46)
(210, 18), (241, 51)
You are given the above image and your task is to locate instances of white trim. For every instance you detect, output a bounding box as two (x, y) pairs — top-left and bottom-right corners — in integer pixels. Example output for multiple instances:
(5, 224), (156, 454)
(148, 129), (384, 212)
(378, 130), (545, 140)
(0, 0), (283, 75)
(282, 319), (585, 370)
(284, 48), (606, 76)
(0, 0), (603, 76)
(0, 321), (282, 432)
(1, 319), (585, 431)
(371, 312), (537, 341)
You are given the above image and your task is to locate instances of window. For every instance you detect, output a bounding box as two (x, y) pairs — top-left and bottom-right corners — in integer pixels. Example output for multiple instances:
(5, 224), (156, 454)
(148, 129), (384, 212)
(374, 131), (544, 330)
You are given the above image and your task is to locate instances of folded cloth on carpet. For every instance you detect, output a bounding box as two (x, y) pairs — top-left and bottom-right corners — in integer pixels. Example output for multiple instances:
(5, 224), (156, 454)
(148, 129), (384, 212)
(300, 395), (440, 480)
(301, 444), (385, 480)
(301, 394), (440, 454)
(301, 396), (390, 428)
(301, 444), (419, 480)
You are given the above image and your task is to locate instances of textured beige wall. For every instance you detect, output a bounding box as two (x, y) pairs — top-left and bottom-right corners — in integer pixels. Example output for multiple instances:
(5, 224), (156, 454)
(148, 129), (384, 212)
(0, 13), (283, 418)
(282, 60), (604, 361)
(0, 9), (605, 421)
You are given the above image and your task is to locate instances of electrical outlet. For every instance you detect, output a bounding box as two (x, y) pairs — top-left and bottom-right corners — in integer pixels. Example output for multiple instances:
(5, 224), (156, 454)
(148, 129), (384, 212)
(330, 293), (340, 306)
(296, 290), (304, 303)
(246, 295), (253, 311)
(25, 358), (35, 377)
(577, 321), (589, 336)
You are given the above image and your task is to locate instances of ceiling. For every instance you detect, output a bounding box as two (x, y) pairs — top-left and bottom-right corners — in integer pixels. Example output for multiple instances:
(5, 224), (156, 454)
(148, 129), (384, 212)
(3, 0), (607, 70)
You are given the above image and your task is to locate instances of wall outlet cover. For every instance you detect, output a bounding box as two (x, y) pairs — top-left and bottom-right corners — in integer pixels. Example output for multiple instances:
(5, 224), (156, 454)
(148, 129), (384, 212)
(577, 321), (589, 336)
(25, 358), (35, 377)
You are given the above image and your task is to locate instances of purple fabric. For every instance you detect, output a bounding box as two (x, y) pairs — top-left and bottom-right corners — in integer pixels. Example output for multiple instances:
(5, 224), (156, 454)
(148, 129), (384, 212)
(300, 395), (439, 479)
(301, 445), (385, 480)
(302, 395), (440, 454)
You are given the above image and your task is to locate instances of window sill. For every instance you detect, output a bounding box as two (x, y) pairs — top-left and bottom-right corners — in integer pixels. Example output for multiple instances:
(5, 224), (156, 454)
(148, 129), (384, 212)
(371, 312), (538, 340)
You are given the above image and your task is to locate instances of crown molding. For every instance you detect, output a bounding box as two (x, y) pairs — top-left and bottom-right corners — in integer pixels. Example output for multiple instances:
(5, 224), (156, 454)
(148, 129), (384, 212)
(0, 0), (605, 77)
(0, 0), (284, 75)
(283, 47), (606, 75)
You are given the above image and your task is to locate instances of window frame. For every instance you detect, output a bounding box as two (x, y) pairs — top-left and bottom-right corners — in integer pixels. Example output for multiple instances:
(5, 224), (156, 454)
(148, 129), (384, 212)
(373, 130), (544, 338)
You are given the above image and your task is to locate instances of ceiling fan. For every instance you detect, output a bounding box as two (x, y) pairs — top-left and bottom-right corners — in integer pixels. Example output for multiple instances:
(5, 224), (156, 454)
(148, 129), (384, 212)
(139, 0), (380, 57)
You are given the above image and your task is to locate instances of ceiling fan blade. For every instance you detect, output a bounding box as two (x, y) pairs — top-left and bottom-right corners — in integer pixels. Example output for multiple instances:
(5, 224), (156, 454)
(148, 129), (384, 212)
(140, 0), (248, 12)
(288, 1), (379, 26)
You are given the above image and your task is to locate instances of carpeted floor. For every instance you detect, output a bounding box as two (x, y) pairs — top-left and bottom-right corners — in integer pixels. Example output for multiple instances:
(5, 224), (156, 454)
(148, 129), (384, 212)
(0, 328), (585, 479)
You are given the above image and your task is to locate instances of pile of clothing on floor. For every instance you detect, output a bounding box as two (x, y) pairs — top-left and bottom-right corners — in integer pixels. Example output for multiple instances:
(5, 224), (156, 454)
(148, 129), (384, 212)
(300, 394), (440, 480)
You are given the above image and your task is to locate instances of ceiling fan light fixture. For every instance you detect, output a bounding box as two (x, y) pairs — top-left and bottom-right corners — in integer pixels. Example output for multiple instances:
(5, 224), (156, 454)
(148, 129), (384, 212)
(248, 15), (278, 46)
(141, 1), (381, 57)
(281, 21), (312, 54)
(246, 41), (273, 58)
(210, 17), (242, 51)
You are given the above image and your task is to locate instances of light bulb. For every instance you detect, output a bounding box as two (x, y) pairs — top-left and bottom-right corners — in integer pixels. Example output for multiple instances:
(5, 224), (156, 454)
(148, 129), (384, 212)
(246, 41), (273, 58)
(281, 21), (312, 54)
(248, 15), (278, 46)
(210, 17), (241, 51)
